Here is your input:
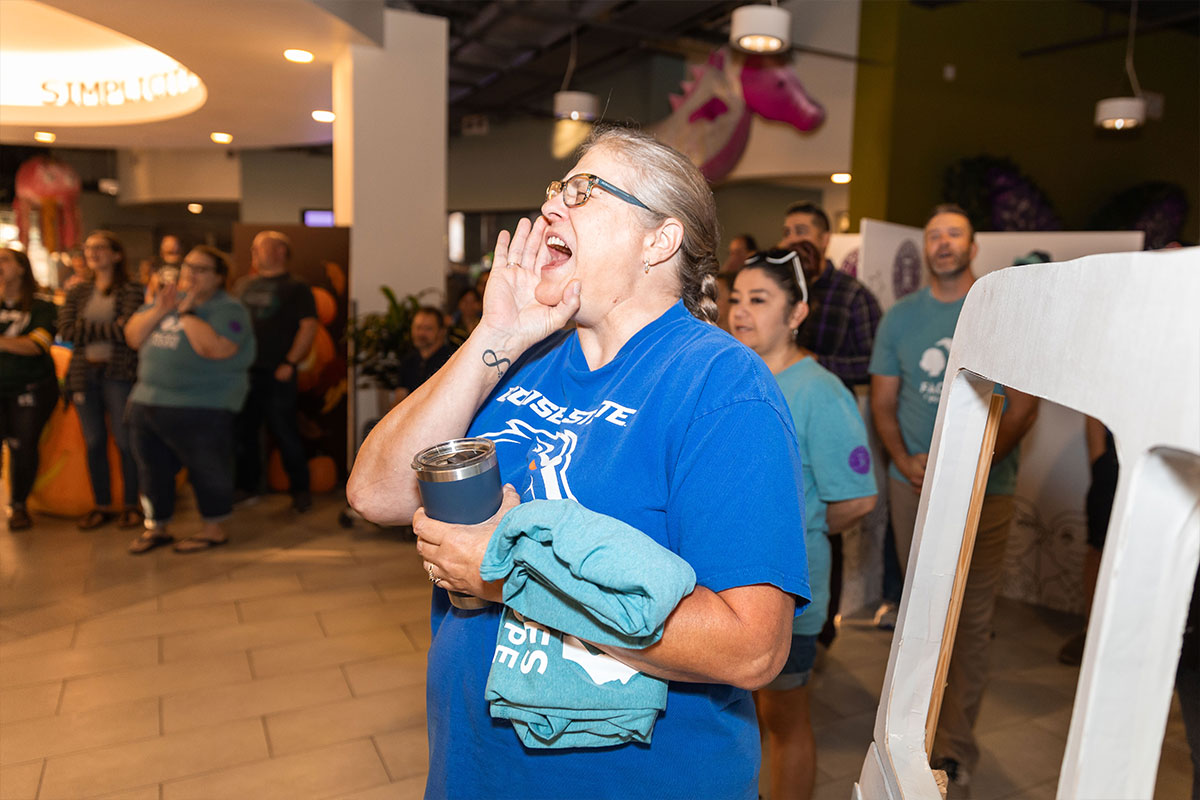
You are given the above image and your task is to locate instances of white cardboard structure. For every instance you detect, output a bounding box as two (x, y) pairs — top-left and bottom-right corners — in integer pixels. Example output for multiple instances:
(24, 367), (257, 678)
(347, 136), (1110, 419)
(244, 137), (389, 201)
(827, 224), (1146, 618)
(854, 248), (1200, 798)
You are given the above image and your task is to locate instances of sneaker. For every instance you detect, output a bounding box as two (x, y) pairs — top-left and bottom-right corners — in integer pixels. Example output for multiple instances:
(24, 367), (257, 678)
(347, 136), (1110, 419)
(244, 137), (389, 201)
(8, 505), (33, 531)
(873, 601), (898, 631)
(1058, 630), (1086, 666)
(931, 757), (971, 798)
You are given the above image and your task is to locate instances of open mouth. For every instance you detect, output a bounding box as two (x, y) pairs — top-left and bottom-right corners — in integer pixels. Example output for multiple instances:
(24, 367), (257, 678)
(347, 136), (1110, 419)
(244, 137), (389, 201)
(546, 234), (573, 259)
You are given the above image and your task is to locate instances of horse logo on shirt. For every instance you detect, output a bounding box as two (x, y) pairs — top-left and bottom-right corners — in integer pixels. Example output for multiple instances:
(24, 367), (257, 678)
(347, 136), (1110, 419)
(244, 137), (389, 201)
(481, 419), (578, 501)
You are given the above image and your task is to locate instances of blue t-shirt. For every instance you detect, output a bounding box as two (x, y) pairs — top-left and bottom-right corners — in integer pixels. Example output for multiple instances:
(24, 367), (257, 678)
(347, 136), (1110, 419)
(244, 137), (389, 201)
(775, 358), (877, 636)
(868, 287), (1017, 494)
(130, 291), (255, 411)
(425, 301), (810, 800)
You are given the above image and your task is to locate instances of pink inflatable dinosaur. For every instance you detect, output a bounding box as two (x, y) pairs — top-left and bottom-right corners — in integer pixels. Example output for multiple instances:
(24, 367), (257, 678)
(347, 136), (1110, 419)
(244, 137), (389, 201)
(652, 47), (825, 182)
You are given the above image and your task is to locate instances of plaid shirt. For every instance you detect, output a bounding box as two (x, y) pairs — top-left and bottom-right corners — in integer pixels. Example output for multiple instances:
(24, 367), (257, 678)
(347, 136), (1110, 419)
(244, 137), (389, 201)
(798, 260), (882, 389)
(59, 281), (145, 393)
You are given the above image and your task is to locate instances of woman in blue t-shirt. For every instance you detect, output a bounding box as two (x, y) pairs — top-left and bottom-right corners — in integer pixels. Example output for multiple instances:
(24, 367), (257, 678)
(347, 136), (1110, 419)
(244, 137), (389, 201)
(730, 243), (877, 800)
(349, 127), (811, 800)
(123, 246), (255, 555)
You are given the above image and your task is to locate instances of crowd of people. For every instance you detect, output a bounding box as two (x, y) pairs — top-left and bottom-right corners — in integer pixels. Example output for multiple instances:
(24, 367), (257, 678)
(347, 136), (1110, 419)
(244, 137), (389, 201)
(1, 229), (318, 554)
(3, 125), (1194, 799)
(345, 127), (1195, 800)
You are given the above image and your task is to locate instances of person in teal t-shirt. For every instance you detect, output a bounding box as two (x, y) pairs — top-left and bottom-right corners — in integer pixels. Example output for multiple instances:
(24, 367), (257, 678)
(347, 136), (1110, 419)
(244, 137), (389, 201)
(868, 204), (1039, 790)
(732, 244), (877, 800)
(124, 246), (255, 556)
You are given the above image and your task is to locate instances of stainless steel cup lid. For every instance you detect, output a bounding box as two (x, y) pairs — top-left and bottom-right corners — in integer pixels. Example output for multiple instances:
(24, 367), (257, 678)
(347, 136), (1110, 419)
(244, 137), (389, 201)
(411, 437), (497, 483)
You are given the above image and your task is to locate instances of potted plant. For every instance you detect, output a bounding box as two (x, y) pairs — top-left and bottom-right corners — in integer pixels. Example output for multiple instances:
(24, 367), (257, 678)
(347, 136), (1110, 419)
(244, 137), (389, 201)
(345, 286), (437, 389)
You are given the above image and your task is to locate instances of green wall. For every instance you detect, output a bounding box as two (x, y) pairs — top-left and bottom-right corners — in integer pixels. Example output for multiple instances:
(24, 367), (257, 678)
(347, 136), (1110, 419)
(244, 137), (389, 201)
(852, 0), (1199, 241)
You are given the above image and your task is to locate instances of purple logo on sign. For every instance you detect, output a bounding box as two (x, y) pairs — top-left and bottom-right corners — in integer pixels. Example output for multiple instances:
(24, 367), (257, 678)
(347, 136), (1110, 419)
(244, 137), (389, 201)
(848, 445), (871, 475)
(229, 320), (242, 333)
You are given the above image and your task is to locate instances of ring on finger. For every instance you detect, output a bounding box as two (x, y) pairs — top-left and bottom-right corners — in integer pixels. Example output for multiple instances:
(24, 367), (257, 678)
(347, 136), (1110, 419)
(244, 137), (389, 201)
(426, 564), (440, 585)
(509, 261), (522, 269)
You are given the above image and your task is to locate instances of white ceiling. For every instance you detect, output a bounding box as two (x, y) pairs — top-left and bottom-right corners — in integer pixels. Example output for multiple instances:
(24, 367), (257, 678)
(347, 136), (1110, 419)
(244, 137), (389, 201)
(0, 0), (376, 149)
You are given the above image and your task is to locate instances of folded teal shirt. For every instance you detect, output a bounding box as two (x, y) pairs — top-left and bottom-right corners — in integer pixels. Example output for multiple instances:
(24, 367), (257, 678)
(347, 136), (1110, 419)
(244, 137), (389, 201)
(479, 499), (698, 749)
(480, 499), (697, 648)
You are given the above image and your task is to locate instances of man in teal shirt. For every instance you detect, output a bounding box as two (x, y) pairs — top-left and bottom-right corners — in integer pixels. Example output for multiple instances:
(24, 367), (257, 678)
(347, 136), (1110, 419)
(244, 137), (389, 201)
(869, 204), (1039, 794)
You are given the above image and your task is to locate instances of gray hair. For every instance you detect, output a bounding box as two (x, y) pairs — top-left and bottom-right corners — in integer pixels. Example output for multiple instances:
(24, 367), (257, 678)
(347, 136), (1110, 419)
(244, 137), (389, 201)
(579, 126), (720, 324)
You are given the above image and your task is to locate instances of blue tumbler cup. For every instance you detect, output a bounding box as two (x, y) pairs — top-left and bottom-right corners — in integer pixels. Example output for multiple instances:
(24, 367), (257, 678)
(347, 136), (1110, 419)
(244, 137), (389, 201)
(412, 437), (502, 610)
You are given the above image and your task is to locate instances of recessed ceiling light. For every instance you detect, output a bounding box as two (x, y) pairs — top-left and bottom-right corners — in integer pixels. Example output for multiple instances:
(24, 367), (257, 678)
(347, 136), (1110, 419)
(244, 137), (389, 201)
(210, 132), (233, 144)
(187, 203), (203, 214)
(284, 49), (314, 64)
(311, 110), (335, 123)
(831, 173), (852, 184)
(33, 131), (56, 143)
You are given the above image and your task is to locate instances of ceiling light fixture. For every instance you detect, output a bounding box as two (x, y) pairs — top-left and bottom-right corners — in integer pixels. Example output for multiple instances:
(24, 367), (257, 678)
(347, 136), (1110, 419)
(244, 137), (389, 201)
(284, 49), (314, 64)
(730, 2), (791, 54)
(830, 173), (852, 184)
(551, 32), (599, 158)
(553, 91), (598, 123)
(33, 131), (56, 143)
(187, 203), (203, 214)
(1095, 0), (1146, 131)
(210, 132), (233, 144)
(311, 110), (335, 123)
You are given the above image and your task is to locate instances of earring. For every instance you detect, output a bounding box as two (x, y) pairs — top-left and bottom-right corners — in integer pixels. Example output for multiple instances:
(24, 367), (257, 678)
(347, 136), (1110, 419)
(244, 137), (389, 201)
(643, 259), (651, 274)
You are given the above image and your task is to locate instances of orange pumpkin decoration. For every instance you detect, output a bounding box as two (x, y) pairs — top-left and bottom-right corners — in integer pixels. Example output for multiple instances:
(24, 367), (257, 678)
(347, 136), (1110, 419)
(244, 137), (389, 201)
(26, 346), (124, 517)
(296, 325), (336, 393)
(311, 287), (336, 325)
(266, 450), (338, 493)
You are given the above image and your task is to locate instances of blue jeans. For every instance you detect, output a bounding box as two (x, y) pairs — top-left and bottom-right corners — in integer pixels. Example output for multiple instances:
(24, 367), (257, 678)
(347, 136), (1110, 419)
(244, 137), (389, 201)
(74, 366), (138, 508)
(235, 372), (309, 496)
(129, 403), (235, 525)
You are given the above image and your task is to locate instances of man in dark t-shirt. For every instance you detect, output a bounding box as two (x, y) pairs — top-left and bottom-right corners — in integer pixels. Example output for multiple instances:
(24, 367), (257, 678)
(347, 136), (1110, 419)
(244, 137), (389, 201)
(393, 306), (452, 404)
(234, 231), (318, 511)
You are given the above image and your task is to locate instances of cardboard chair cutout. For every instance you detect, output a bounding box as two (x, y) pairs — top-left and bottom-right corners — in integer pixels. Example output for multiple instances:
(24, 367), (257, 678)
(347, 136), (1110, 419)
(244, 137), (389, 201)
(855, 248), (1200, 799)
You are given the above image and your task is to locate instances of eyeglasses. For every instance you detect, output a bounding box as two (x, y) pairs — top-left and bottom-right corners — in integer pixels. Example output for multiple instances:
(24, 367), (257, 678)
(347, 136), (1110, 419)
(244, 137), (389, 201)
(744, 248), (808, 305)
(182, 261), (216, 274)
(546, 173), (650, 211)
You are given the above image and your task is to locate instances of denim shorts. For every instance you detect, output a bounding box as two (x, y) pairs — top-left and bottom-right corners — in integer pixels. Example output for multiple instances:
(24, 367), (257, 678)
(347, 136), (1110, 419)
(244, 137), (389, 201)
(762, 632), (818, 691)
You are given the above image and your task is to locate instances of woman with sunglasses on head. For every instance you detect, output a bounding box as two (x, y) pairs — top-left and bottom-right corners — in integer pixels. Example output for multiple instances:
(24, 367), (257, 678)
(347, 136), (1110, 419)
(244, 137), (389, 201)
(349, 126), (810, 799)
(0, 247), (58, 531)
(58, 230), (146, 531)
(123, 246), (255, 555)
(730, 241), (878, 800)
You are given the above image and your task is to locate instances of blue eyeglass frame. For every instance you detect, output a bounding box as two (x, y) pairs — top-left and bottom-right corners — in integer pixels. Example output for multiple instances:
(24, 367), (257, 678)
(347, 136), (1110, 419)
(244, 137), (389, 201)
(547, 173), (650, 210)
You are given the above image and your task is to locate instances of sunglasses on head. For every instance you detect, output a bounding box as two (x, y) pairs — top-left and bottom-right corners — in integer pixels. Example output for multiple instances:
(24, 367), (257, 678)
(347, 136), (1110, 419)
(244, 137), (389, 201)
(743, 248), (808, 305)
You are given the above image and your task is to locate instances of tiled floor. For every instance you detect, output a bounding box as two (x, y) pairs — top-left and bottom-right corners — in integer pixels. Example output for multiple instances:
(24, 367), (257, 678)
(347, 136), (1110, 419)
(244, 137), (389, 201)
(1, 490), (1194, 800)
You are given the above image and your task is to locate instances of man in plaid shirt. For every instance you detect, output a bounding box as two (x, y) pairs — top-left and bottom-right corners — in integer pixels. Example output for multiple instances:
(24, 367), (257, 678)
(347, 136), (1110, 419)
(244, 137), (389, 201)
(780, 202), (881, 390)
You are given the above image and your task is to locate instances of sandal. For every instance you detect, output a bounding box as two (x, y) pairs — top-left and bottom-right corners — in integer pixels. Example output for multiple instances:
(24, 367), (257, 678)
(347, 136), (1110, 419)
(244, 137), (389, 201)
(78, 509), (118, 530)
(128, 530), (174, 554)
(173, 536), (229, 554)
(117, 508), (145, 529)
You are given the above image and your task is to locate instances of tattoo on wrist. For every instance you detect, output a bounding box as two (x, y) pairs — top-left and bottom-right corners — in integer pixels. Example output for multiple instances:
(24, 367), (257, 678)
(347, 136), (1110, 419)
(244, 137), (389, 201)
(482, 349), (510, 378)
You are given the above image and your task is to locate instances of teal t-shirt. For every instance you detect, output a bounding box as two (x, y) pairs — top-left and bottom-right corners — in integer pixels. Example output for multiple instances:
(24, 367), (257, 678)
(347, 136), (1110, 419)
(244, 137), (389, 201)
(776, 357), (877, 635)
(130, 291), (256, 411)
(868, 287), (1018, 494)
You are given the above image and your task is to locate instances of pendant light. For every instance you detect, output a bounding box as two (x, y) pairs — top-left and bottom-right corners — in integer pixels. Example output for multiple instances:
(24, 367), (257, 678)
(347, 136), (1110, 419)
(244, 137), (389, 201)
(730, 2), (791, 54)
(1094, 0), (1146, 131)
